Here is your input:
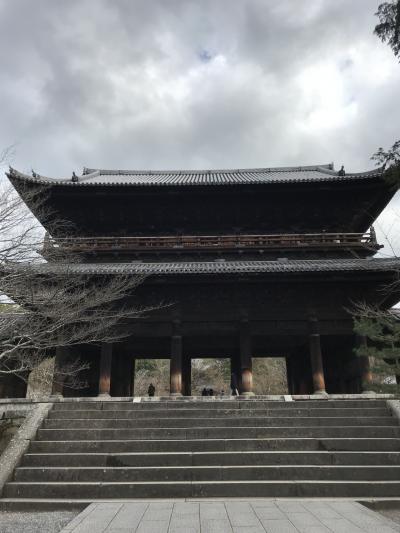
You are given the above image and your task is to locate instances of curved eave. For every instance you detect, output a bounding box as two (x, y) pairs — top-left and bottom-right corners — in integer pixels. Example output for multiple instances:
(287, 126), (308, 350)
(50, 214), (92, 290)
(6, 165), (385, 188)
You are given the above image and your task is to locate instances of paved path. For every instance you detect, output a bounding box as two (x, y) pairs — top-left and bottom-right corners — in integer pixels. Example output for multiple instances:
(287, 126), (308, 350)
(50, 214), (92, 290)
(61, 500), (400, 533)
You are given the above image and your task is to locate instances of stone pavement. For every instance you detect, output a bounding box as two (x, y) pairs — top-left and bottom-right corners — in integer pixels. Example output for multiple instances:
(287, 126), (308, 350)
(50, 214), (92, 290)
(60, 500), (400, 533)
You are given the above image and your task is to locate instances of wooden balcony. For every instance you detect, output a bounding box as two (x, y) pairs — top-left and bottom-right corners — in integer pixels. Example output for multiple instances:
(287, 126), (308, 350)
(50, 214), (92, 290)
(43, 231), (380, 254)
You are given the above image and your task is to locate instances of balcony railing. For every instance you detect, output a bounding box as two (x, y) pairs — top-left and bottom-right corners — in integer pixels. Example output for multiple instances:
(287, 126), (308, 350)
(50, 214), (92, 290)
(43, 231), (380, 253)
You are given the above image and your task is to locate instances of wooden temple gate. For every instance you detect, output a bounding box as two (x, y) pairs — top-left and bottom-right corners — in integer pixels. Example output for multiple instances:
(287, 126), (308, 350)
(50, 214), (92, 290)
(2, 163), (399, 398)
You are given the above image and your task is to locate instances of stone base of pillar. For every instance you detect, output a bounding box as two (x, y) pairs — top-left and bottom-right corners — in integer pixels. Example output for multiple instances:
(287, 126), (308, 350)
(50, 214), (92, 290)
(97, 392), (111, 398)
(313, 389), (328, 396)
(169, 392), (183, 397)
(239, 391), (255, 398)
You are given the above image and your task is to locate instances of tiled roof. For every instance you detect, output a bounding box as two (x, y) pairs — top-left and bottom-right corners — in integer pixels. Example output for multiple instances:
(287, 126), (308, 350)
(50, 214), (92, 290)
(28, 258), (400, 276)
(7, 164), (383, 187)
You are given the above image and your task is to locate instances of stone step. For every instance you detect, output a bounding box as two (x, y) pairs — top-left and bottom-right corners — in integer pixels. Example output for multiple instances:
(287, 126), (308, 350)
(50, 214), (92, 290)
(36, 426), (400, 441)
(51, 399), (388, 411)
(43, 416), (396, 429)
(13, 465), (400, 482)
(47, 407), (390, 419)
(29, 437), (400, 454)
(21, 450), (400, 467)
(5, 480), (400, 498)
(4, 398), (399, 502)
(0, 499), (90, 511)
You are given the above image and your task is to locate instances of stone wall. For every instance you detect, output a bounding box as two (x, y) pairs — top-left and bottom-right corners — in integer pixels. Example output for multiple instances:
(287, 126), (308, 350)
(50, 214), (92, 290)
(26, 357), (55, 399)
(0, 401), (52, 496)
(0, 404), (29, 456)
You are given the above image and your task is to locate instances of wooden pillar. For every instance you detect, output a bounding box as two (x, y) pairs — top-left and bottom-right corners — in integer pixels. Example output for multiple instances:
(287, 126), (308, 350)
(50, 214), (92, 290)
(356, 335), (373, 393)
(182, 356), (191, 396)
(131, 358), (136, 396)
(98, 343), (113, 396)
(170, 321), (183, 396)
(308, 317), (326, 394)
(240, 320), (254, 396)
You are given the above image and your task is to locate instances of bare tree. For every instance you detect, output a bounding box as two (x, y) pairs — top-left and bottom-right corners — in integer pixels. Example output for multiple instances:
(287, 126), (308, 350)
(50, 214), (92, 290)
(0, 264), (148, 383)
(252, 358), (288, 395)
(0, 155), (154, 391)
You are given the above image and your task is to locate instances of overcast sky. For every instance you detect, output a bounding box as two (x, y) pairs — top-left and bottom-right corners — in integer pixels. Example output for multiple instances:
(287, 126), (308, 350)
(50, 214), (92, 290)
(0, 0), (399, 249)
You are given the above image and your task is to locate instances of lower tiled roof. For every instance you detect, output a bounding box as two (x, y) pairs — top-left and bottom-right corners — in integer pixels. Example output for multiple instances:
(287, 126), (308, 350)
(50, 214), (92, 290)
(29, 258), (400, 275)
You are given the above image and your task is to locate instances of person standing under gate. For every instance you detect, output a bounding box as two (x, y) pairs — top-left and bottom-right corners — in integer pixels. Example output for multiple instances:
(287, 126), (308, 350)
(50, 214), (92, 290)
(230, 372), (239, 396)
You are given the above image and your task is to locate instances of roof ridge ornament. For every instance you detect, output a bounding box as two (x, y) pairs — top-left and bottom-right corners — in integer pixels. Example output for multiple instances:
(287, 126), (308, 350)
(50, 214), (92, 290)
(338, 165), (346, 176)
(71, 171), (79, 183)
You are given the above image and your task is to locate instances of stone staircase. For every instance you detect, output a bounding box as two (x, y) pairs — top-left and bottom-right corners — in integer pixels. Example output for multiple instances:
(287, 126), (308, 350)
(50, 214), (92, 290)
(3, 398), (400, 500)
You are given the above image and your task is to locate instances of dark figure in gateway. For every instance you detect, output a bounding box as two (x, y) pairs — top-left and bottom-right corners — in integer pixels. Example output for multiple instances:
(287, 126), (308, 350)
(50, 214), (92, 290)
(231, 373), (239, 396)
(147, 383), (155, 397)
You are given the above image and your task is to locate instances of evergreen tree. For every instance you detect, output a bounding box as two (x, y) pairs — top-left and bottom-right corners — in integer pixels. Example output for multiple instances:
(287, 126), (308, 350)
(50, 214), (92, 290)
(371, 141), (400, 187)
(372, 2), (400, 187)
(353, 306), (400, 394)
(374, 0), (400, 60)
(350, 3), (400, 396)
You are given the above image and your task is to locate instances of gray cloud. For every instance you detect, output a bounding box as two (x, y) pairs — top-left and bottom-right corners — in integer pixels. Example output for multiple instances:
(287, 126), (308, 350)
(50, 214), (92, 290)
(1, 0), (399, 262)
(0, 0), (399, 175)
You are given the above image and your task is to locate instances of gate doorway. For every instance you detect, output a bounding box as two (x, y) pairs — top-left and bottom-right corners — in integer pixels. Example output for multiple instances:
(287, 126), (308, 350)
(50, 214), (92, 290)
(191, 358), (230, 396)
(133, 359), (169, 396)
(252, 357), (288, 394)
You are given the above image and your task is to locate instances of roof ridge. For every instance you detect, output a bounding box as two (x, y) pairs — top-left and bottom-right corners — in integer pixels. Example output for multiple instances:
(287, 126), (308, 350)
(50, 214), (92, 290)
(84, 164), (332, 176)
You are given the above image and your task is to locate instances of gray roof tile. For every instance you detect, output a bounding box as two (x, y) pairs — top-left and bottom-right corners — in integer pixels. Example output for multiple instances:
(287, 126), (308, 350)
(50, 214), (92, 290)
(7, 164), (383, 187)
(28, 258), (400, 276)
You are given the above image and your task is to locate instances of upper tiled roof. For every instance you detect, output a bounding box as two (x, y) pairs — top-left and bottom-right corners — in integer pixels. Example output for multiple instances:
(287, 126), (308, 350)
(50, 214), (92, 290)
(26, 257), (400, 275)
(7, 164), (384, 187)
